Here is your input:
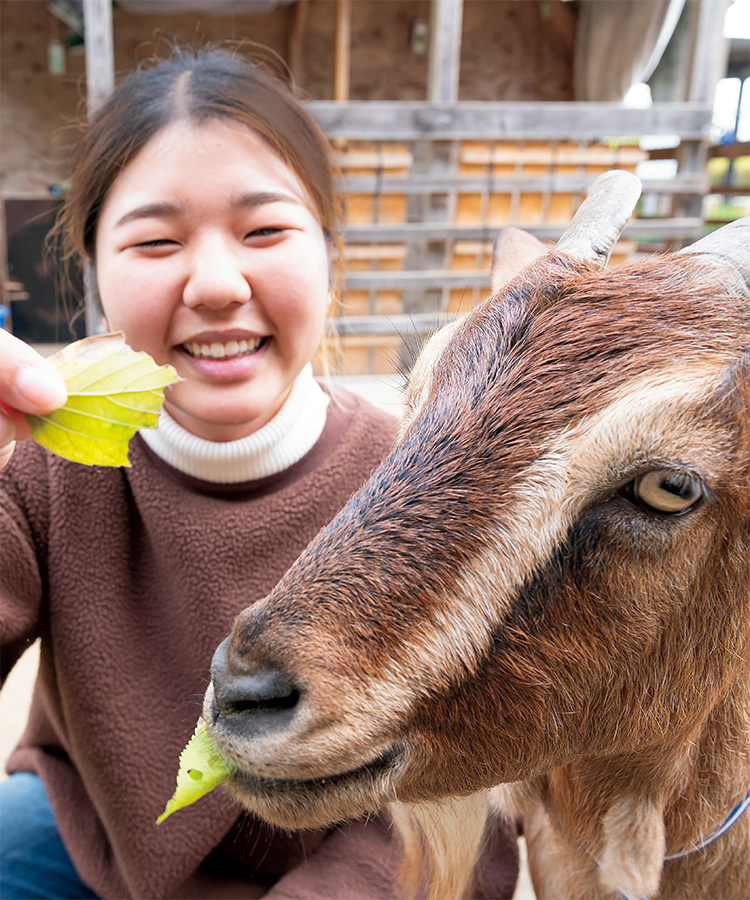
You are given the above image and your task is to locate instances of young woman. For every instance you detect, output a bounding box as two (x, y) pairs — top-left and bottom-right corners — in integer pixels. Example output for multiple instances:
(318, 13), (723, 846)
(0, 49), (519, 899)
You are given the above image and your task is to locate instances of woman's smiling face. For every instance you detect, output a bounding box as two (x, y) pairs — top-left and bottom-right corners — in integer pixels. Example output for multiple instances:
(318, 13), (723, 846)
(95, 119), (332, 441)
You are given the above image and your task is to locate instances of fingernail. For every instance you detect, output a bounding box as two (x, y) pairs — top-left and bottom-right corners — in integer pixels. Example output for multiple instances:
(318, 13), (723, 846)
(0, 416), (16, 449)
(15, 366), (68, 411)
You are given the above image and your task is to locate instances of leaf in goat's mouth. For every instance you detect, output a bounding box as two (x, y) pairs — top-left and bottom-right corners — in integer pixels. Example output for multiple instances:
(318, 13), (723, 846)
(157, 720), (236, 824)
(25, 332), (180, 467)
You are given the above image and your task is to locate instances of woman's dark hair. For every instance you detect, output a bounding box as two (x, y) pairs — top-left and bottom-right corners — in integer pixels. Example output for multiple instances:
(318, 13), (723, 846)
(56, 46), (341, 270)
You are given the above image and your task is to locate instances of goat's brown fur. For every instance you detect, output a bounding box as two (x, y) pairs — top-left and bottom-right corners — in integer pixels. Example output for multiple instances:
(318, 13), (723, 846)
(205, 248), (750, 898)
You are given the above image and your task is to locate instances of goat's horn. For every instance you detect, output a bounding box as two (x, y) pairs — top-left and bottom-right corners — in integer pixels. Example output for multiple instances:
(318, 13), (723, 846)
(677, 217), (750, 295)
(555, 170), (643, 268)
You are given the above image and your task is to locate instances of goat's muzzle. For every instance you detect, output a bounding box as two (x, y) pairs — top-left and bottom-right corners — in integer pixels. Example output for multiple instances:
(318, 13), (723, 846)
(202, 605), (410, 830)
(209, 636), (301, 737)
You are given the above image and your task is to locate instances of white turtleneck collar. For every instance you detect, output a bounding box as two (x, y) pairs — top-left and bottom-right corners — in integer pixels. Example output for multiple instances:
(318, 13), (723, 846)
(139, 364), (330, 483)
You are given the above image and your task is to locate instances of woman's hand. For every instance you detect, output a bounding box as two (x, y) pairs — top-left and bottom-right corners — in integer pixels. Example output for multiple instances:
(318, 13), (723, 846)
(0, 329), (68, 472)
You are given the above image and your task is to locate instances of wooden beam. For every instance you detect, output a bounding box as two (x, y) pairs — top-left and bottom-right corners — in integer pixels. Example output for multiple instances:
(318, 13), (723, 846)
(83, 0), (114, 335)
(339, 173), (708, 196)
(306, 101), (713, 140)
(428, 0), (464, 103)
(83, 0), (114, 113)
(334, 0), (352, 102)
(342, 219), (705, 244)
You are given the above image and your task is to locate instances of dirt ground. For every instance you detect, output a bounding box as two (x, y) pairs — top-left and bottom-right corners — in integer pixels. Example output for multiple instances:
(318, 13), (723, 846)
(0, 639), (38, 780)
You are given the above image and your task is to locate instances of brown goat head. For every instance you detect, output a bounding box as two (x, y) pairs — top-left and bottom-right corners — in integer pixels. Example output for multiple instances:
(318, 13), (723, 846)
(204, 173), (750, 898)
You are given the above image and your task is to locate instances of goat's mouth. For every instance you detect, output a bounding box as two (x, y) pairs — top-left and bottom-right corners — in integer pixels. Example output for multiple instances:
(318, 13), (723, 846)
(222, 746), (405, 830)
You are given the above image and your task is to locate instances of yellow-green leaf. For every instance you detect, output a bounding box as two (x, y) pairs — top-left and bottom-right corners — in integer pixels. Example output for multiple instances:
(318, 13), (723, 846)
(25, 333), (180, 467)
(157, 720), (236, 824)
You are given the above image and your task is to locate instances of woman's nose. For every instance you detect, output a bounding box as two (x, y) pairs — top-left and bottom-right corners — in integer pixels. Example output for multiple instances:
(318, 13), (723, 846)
(182, 238), (251, 309)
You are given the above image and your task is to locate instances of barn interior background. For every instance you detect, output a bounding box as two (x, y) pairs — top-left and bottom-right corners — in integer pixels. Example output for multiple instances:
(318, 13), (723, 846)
(0, 0), (744, 374)
(0, 8), (746, 895)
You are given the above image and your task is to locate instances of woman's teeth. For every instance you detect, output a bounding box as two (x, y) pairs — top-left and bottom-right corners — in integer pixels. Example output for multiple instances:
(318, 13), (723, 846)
(184, 338), (263, 360)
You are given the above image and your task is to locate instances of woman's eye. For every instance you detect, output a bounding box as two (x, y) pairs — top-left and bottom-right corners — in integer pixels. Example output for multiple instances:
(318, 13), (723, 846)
(622, 470), (704, 515)
(246, 227), (283, 239)
(136, 239), (176, 249)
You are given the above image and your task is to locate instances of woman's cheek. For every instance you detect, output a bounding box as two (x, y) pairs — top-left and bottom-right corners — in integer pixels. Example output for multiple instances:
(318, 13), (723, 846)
(101, 300), (158, 358)
(100, 267), (172, 352)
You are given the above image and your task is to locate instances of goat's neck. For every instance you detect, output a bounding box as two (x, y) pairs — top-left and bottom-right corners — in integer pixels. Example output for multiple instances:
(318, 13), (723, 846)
(554, 727), (747, 853)
(507, 679), (750, 898)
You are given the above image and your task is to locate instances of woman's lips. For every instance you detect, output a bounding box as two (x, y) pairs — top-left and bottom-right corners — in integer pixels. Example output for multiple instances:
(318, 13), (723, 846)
(177, 337), (269, 377)
(182, 337), (264, 360)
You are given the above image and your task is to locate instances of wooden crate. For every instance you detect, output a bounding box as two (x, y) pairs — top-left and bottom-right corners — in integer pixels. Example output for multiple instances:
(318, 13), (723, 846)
(333, 137), (675, 375)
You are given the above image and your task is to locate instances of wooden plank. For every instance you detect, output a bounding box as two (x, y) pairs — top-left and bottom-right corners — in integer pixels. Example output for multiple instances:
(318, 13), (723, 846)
(330, 312), (460, 336)
(339, 173), (708, 196)
(343, 244), (408, 261)
(429, 0), (464, 104)
(640, 175), (709, 193)
(344, 269), (491, 290)
(343, 219), (705, 243)
(450, 240), (635, 257)
(335, 150), (413, 169)
(306, 101), (712, 140)
(460, 145), (647, 167)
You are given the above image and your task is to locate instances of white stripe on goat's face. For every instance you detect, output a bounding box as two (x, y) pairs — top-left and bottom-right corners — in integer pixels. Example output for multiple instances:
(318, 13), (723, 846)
(384, 354), (734, 701)
(205, 254), (750, 830)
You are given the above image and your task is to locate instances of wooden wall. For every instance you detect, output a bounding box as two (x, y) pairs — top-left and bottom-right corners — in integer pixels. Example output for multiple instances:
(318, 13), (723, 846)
(1, 0), (575, 194)
(1, 1), (87, 195)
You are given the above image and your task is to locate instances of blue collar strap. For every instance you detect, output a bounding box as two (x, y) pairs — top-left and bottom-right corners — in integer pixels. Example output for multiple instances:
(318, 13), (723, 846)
(550, 785), (750, 900)
(664, 785), (750, 860)
(615, 786), (750, 900)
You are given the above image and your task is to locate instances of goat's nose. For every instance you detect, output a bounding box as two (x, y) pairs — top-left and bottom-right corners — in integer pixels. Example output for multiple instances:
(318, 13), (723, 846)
(210, 637), (301, 733)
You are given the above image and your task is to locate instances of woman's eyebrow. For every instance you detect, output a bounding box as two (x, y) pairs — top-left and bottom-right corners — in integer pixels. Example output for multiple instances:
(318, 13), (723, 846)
(115, 202), (182, 227)
(232, 190), (302, 209)
(114, 192), (300, 228)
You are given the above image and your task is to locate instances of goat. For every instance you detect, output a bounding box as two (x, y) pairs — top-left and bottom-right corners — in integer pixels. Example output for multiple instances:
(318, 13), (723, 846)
(203, 171), (750, 899)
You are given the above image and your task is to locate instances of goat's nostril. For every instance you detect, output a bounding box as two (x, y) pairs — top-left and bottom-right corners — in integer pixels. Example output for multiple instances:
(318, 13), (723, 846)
(210, 637), (301, 724)
(216, 671), (300, 719)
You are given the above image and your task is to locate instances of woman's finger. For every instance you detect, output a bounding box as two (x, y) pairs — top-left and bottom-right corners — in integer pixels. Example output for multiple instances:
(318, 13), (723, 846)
(0, 330), (68, 416)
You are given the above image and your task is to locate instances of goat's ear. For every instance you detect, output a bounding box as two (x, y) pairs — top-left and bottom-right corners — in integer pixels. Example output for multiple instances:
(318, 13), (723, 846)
(555, 170), (642, 268)
(678, 216), (750, 297)
(724, 349), (750, 418)
(491, 228), (548, 292)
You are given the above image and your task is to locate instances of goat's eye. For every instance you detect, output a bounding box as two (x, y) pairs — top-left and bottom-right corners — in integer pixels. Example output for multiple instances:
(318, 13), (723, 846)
(629, 470), (703, 514)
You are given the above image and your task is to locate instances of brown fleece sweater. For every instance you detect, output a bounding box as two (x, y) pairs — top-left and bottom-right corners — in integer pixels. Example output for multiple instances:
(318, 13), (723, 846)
(1, 389), (519, 900)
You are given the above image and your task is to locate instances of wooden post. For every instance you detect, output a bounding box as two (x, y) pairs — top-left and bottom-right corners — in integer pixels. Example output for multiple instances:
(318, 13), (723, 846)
(688, 0), (731, 103)
(402, 0), (465, 362)
(0, 198), (8, 319)
(83, 0), (114, 113)
(674, 0), (731, 243)
(428, 0), (464, 104)
(289, 0), (309, 87)
(334, 0), (351, 102)
(82, 0), (114, 334)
